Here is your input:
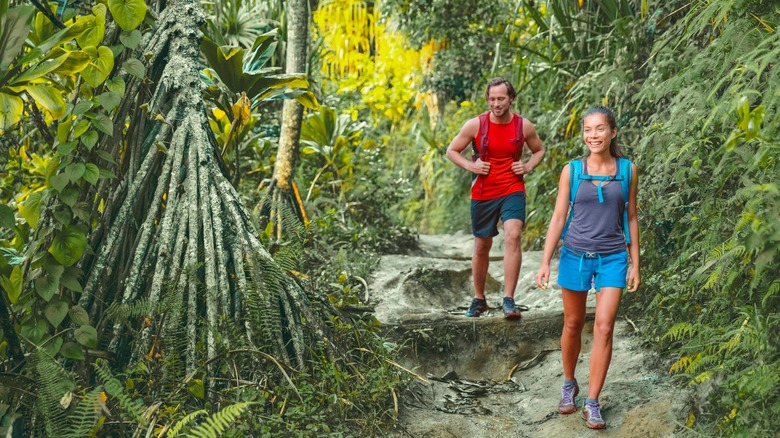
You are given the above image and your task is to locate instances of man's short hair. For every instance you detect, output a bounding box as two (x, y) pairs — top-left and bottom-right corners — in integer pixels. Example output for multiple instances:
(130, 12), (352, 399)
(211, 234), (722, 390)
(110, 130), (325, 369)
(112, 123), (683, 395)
(485, 77), (516, 100)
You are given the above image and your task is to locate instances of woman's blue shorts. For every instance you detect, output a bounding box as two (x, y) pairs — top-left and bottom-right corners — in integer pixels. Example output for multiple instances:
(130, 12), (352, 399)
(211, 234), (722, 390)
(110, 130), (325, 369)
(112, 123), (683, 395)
(557, 246), (628, 292)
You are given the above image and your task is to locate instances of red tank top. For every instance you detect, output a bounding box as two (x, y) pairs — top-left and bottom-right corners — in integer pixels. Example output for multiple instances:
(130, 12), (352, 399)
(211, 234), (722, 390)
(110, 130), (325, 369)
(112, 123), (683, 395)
(471, 114), (525, 200)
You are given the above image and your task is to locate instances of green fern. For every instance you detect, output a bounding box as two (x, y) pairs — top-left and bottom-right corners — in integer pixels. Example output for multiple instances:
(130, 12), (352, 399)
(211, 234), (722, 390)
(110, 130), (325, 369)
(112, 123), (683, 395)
(93, 359), (147, 426)
(104, 298), (153, 323)
(62, 388), (103, 438)
(171, 402), (255, 437)
(663, 322), (694, 342)
(31, 350), (76, 436)
(167, 409), (208, 437)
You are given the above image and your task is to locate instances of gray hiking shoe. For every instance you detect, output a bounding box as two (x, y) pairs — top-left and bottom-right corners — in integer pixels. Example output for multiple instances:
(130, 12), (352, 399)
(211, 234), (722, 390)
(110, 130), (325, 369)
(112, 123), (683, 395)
(582, 400), (606, 429)
(465, 298), (488, 317)
(502, 297), (522, 320)
(559, 381), (579, 414)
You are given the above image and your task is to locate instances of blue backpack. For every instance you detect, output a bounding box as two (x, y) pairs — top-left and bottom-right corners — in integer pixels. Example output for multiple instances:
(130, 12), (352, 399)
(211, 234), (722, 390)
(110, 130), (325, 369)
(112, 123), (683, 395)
(561, 157), (633, 244)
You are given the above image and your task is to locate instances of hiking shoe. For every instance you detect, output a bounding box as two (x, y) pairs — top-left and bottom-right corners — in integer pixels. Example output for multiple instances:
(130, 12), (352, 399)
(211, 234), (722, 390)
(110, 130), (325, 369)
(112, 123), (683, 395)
(465, 298), (488, 317)
(582, 401), (606, 429)
(502, 297), (522, 320)
(558, 381), (579, 414)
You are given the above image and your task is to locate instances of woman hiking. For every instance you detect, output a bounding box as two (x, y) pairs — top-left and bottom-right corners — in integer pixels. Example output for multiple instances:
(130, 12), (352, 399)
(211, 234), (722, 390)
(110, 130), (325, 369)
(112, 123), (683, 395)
(535, 106), (640, 429)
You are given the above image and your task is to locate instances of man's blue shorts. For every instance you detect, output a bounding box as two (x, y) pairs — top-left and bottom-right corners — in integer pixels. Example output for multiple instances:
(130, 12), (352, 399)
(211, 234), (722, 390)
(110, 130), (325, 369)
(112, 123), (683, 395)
(557, 246), (628, 292)
(471, 192), (526, 238)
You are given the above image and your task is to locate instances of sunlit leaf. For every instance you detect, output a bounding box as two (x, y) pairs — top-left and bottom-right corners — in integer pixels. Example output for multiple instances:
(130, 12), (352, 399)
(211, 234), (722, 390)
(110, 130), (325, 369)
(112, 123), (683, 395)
(48, 225), (87, 266)
(81, 46), (115, 87)
(108, 0), (148, 31)
(0, 92), (23, 132)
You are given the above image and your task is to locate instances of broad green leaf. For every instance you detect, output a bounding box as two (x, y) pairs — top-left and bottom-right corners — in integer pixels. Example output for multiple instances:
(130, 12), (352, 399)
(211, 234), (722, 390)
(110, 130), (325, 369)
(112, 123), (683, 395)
(83, 163), (99, 184)
(61, 267), (84, 292)
(81, 130), (98, 150)
(122, 58), (144, 78)
(50, 49), (91, 75)
(69, 305), (90, 325)
(200, 38), (244, 93)
(10, 52), (70, 85)
(65, 163), (86, 182)
(43, 335), (63, 357)
(60, 188), (79, 206)
(0, 204), (14, 228)
(21, 319), (46, 344)
(0, 266), (23, 304)
(294, 91), (319, 110)
(0, 92), (23, 132)
(26, 84), (66, 118)
(0, 5), (35, 72)
(76, 4), (106, 48)
(19, 190), (43, 228)
(97, 91), (121, 111)
(50, 172), (69, 192)
(187, 379), (205, 399)
(61, 341), (85, 360)
(96, 150), (116, 164)
(245, 31), (278, 73)
(73, 100), (94, 115)
(57, 117), (73, 143)
(119, 29), (141, 48)
(106, 77), (125, 95)
(91, 113), (112, 136)
(74, 324), (97, 348)
(81, 46), (114, 88)
(52, 207), (71, 226)
(48, 225), (87, 267)
(99, 168), (116, 180)
(35, 258), (64, 301)
(108, 0), (148, 31)
(19, 20), (73, 65)
(45, 299), (69, 327)
(73, 118), (90, 138)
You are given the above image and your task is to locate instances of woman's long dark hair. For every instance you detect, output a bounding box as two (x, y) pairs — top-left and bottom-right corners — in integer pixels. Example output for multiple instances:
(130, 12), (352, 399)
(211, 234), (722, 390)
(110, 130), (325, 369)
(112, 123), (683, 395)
(583, 106), (624, 158)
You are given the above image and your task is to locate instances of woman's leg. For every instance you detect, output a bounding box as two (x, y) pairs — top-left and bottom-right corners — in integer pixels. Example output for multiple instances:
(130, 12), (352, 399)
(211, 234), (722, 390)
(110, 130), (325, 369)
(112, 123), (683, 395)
(561, 287), (588, 380)
(587, 287), (623, 400)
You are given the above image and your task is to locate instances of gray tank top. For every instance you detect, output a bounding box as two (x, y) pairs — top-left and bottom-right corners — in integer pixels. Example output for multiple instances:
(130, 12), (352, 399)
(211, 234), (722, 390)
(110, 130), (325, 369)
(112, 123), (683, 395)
(563, 160), (627, 254)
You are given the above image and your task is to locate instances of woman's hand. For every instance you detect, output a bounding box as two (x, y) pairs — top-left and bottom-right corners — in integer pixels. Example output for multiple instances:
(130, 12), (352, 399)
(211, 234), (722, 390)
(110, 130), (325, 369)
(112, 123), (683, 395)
(536, 265), (551, 289)
(627, 267), (640, 292)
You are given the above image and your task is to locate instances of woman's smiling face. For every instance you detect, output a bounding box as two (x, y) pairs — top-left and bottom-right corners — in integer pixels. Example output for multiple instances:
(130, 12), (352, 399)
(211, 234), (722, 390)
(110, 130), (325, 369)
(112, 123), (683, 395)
(583, 113), (616, 155)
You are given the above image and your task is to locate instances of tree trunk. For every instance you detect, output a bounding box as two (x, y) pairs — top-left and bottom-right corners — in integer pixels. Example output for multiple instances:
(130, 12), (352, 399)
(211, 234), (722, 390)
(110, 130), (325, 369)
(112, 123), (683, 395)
(78, 0), (331, 374)
(268, 0), (309, 235)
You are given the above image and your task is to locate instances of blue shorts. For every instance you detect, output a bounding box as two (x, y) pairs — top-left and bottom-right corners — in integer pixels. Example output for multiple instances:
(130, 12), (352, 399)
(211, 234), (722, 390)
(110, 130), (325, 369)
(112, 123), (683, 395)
(471, 192), (526, 238)
(557, 246), (628, 292)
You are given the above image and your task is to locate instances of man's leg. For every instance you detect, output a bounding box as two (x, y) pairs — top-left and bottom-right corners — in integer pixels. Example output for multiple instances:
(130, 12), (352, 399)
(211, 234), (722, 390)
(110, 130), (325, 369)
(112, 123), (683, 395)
(472, 236), (493, 299)
(501, 218), (523, 298)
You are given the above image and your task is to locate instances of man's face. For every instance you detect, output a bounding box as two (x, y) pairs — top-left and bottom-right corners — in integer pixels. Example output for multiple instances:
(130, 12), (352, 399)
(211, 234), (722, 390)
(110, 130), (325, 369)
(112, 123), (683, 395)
(487, 84), (512, 118)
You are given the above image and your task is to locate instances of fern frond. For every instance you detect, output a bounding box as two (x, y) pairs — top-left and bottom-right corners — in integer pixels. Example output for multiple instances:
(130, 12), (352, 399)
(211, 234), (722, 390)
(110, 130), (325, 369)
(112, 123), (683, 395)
(105, 298), (153, 323)
(173, 402), (255, 437)
(670, 355), (693, 374)
(167, 409), (208, 437)
(94, 359), (147, 426)
(31, 350), (76, 435)
(663, 322), (694, 342)
(62, 388), (103, 438)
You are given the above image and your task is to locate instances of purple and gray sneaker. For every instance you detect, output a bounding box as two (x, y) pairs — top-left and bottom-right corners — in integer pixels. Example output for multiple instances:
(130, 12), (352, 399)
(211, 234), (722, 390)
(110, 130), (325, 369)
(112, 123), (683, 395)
(558, 381), (579, 414)
(582, 400), (606, 429)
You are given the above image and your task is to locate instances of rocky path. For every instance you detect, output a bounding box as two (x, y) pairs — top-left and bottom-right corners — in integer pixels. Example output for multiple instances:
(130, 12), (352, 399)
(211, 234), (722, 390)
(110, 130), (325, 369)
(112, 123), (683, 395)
(368, 232), (688, 437)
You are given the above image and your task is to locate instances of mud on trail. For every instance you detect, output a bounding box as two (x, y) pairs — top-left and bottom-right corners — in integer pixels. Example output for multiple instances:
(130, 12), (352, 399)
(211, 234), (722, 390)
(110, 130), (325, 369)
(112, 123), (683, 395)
(368, 232), (689, 437)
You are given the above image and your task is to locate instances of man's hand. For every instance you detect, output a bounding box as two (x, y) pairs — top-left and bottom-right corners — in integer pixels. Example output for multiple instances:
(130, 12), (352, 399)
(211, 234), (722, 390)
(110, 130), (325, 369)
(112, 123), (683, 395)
(472, 158), (491, 175)
(512, 160), (533, 176)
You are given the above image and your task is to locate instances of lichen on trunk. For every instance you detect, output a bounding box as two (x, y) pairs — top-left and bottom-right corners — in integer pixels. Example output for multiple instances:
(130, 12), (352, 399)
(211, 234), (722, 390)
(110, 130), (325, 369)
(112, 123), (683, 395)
(77, 0), (332, 376)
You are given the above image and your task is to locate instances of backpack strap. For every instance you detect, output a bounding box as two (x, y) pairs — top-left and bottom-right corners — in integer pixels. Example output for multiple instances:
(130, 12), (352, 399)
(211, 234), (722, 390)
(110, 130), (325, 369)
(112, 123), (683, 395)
(561, 159), (583, 240)
(513, 114), (525, 160)
(471, 112), (491, 162)
(618, 157), (633, 244)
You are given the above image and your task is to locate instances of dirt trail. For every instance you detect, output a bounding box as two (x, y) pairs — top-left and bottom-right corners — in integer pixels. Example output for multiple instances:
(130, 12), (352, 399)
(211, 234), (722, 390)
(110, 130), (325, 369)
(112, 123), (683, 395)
(368, 232), (689, 437)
